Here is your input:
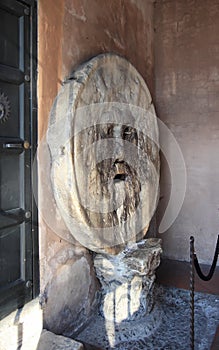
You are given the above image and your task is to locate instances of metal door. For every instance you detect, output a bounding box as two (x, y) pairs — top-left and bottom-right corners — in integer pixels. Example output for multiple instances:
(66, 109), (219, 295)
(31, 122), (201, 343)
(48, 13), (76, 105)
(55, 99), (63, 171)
(0, 0), (38, 319)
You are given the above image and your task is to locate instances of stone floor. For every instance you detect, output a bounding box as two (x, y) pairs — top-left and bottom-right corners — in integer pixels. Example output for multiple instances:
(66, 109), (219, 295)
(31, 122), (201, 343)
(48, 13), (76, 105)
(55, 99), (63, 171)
(76, 285), (219, 350)
(0, 259), (218, 350)
(0, 298), (42, 350)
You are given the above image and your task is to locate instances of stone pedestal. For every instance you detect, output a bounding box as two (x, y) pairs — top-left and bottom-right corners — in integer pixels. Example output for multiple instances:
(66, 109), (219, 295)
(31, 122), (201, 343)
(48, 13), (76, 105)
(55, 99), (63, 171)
(94, 238), (162, 323)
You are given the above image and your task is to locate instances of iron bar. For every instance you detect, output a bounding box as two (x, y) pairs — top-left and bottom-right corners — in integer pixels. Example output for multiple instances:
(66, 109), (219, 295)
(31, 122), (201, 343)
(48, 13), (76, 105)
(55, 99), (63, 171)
(190, 236), (195, 350)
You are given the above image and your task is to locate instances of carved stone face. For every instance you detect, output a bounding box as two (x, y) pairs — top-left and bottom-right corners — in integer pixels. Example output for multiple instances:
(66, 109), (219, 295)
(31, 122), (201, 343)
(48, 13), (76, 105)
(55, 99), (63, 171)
(74, 123), (141, 222)
(47, 54), (159, 254)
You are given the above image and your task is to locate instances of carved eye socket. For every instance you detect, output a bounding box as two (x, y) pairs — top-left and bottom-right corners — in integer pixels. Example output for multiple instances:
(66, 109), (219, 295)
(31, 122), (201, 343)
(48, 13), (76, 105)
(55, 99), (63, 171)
(123, 126), (132, 135)
(123, 126), (138, 144)
(99, 124), (114, 138)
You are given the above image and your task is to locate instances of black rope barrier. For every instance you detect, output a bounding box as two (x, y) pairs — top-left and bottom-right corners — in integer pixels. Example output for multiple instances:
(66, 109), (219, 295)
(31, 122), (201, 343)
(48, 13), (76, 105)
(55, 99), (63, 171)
(190, 234), (219, 350)
(193, 235), (219, 281)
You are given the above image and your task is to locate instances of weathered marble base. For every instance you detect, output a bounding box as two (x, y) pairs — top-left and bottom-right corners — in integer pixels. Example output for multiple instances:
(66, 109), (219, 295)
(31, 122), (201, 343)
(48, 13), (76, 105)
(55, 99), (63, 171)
(94, 238), (162, 323)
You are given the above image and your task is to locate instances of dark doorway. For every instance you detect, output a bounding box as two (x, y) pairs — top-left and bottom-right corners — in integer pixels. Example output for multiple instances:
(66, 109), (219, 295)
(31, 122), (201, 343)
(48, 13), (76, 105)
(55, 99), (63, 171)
(0, 0), (38, 319)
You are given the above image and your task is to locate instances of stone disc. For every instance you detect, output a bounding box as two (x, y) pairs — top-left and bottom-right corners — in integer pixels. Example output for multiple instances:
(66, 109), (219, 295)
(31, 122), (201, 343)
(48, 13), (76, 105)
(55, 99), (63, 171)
(47, 53), (160, 254)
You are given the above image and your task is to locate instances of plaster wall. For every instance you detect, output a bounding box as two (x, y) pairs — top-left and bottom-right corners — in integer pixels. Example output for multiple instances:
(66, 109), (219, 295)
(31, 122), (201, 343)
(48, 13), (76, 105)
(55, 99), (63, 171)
(61, 0), (155, 92)
(155, 0), (219, 264)
(38, 0), (155, 335)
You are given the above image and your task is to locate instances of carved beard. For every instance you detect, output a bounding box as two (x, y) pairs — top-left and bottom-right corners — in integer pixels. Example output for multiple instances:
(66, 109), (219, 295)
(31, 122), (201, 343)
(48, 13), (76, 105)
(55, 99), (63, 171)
(94, 158), (141, 227)
(73, 123), (157, 232)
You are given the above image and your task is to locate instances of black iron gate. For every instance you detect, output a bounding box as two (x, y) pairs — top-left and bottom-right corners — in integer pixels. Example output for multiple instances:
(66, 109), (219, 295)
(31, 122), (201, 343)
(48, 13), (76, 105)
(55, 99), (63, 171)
(0, 0), (38, 319)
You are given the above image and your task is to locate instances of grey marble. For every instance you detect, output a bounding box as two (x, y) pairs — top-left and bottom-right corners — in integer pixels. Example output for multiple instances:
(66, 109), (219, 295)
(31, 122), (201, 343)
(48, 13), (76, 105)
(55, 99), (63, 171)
(94, 238), (162, 323)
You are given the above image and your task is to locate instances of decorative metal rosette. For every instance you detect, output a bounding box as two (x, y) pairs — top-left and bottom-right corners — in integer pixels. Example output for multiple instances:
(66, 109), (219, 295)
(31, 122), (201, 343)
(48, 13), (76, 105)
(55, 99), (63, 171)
(0, 92), (11, 124)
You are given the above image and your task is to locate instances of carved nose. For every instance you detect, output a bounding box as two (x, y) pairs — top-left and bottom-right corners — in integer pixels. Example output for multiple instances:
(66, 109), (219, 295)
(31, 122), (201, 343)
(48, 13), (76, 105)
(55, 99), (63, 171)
(113, 160), (127, 182)
(114, 159), (125, 173)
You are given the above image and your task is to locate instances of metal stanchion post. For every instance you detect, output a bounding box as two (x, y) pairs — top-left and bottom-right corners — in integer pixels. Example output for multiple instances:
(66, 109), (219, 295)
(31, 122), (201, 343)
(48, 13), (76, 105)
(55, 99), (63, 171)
(190, 236), (195, 350)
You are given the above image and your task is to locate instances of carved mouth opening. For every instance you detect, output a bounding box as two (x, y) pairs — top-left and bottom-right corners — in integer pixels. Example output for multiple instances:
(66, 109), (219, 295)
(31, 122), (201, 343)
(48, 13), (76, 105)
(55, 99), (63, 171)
(114, 173), (127, 182)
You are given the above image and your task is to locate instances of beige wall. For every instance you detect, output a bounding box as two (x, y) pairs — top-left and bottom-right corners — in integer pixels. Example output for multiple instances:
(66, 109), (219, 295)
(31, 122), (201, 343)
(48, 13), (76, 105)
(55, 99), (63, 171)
(38, 0), (155, 139)
(155, 0), (219, 264)
(61, 0), (155, 91)
(38, 0), (155, 335)
(38, 0), (64, 140)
